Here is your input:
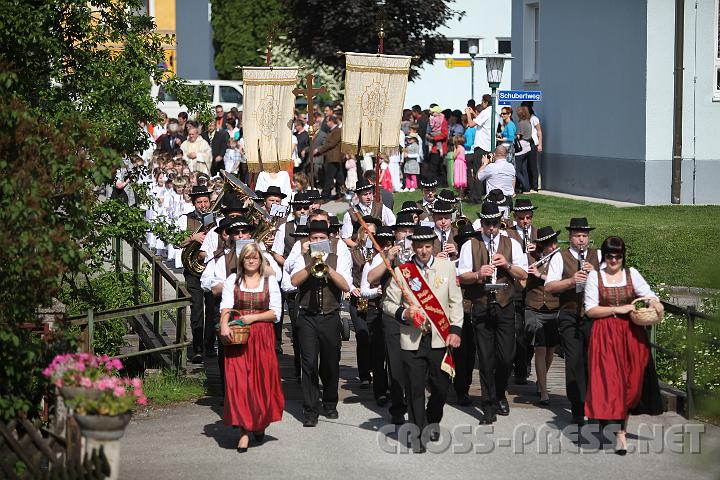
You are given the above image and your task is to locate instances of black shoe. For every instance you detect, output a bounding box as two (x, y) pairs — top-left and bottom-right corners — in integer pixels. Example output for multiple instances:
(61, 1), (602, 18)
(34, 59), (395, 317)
(321, 407), (339, 419)
(191, 354), (203, 364)
(457, 394), (473, 406)
(497, 399), (510, 416)
(539, 397), (550, 406)
(479, 406), (497, 425)
(376, 395), (389, 407)
(391, 415), (405, 425)
(237, 447), (248, 453)
(303, 417), (318, 427)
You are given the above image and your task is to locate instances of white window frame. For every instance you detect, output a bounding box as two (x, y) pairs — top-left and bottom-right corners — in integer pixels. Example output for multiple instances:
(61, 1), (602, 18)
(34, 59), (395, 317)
(523, 1), (540, 83)
(714, 0), (720, 100)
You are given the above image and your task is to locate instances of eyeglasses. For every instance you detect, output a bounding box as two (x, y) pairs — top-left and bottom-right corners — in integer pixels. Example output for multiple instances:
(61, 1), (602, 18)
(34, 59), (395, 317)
(500, 113), (509, 116)
(605, 254), (623, 260)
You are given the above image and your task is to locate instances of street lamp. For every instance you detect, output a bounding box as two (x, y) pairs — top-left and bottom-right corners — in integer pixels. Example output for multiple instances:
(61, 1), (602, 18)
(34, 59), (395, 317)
(477, 53), (513, 151)
(468, 44), (478, 101)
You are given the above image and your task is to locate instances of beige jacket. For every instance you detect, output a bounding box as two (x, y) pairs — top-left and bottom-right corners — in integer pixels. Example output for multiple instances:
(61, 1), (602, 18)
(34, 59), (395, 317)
(383, 257), (464, 351)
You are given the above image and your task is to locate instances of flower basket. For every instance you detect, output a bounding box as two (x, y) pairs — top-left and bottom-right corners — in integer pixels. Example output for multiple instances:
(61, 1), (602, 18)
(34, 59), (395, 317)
(630, 297), (662, 327)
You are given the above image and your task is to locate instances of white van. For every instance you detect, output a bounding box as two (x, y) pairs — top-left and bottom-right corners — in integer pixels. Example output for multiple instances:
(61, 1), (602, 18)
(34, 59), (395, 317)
(151, 80), (243, 119)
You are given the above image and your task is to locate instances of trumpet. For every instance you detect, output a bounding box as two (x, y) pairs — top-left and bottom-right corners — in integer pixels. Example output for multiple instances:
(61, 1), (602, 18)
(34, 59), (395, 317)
(452, 199), (470, 229)
(310, 252), (329, 279)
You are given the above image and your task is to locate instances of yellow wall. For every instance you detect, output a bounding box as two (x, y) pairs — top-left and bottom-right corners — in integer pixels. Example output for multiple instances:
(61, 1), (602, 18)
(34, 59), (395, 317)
(153, 0), (177, 75)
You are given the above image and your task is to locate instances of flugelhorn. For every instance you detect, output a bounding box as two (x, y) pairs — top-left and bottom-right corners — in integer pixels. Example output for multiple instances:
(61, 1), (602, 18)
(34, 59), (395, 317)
(452, 199), (470, 229)
(310, 252), (329, 279)
(528, 247), (559, 269)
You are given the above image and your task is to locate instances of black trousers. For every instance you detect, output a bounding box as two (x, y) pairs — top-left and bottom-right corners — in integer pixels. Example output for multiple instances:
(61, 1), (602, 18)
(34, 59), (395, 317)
(453, 311), (476, 398)
(527, 145), (539, 190)
(382, 309), (407, 418)
(362, 305), (389, 400)
(468, 148), (489, 203)
(512, 300), (529, 379)
(557, 310), (592, 419)
(274, 281), (284, 353)
(402, 334), (450, 444)
(322, 161), (344, 199)
(349, 303), (370, 382)
(184, 272), (205, 353)
(472, 302), (515, 405)
(286, 292), (302, 377)
(296, 309), (342, 419)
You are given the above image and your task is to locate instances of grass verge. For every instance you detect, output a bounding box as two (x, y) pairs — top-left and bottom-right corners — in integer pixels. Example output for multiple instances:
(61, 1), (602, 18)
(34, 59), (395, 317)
(143, 370), (207, 406)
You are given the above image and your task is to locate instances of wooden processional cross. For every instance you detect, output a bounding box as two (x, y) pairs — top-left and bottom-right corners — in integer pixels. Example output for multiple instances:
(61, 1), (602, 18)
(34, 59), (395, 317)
(293, 73), (326, 189)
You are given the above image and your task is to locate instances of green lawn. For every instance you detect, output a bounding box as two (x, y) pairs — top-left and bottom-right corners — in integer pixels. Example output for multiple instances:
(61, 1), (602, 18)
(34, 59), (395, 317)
(390, 191), (720, 289)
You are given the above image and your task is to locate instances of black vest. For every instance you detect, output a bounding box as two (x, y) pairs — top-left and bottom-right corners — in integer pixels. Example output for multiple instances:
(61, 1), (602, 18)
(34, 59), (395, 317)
(297, 253), (342, 314)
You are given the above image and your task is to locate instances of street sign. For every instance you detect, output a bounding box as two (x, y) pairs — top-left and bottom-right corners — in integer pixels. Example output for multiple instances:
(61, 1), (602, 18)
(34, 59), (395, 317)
(498, 90), (542, 102)
(445, 58), (472, 69)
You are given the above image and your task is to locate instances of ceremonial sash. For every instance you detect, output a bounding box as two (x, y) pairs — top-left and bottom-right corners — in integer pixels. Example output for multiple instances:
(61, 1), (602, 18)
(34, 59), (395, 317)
(400, 262), (456, 378)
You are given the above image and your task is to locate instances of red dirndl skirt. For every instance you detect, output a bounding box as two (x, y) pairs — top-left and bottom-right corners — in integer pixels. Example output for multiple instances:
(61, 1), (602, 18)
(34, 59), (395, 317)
(585, 315), (652, 420)
(224, 321), (285, 430)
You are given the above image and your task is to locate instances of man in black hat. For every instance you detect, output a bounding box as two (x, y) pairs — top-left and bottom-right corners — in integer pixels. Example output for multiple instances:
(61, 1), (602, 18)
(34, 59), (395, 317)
(383, 225), (463, 453)
(416, 176), (438, 221)
(457, 202), (528, 423)
(261, 186), (287, 213)
(271, 192), (311, 265)
(544, 218), (601, 425)
(341, 177), (395, 247)
(365, 213), (416, 424)
(199, 193), (247, 263)
(179, 185), (214, 363)
(505, 198), (539, 385)
(524, 226), (561, 406)
(398, 201), (423, 223)
(306, 189), (323, 212)
(430, 200), (459, 260)
(290, 220), (353, 427)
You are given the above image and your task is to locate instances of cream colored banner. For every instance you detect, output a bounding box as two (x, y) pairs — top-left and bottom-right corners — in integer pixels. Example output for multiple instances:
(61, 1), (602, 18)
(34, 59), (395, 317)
(242, 67), (298, 172)
(341, 53), (411, 156)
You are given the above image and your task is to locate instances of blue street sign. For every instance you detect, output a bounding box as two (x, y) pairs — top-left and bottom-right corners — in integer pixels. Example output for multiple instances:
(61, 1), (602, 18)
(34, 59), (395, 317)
(498, 90), (543, 102)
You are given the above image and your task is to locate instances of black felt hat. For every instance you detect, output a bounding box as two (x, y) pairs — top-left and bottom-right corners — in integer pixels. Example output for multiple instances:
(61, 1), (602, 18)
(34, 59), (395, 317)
(220, 194), (247, 213)
(398, 201), (423, 215)
(513, 198), (537, 212)
(437, 189), (456, 204)
(354, 177), (374, 193)
(484, 188), (507, 205)
(430, 200), (455, 214)
(219, 216), (256, 234)
(291, 225), (309, 237)
(328, 215), (341, 231)
(306, 189), (322, 201)
(478, 202), (503, 220)
(188, 185), (212, 199)
(393, 213), (417, 228)
(307, 219), (331, 234)
(376, 226), (395, 239)
(419, 176), (438, 188)
(409, 225), (437, 241)
(262, 186), (287, 199)
(290, 192), (312, 206)
(565, 217), (596, 231)
(455, 224), (480, 244)
(536, 226), (560, 243)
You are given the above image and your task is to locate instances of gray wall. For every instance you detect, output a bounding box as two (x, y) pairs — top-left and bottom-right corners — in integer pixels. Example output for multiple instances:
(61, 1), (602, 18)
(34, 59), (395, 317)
(512, 0), (648, 203)
(176, 0), (217, 80)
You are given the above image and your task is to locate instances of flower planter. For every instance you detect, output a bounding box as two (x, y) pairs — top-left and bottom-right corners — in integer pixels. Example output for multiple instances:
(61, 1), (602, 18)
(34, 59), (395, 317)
(74, 413), (131, 441)
(60, 386), (102, 401)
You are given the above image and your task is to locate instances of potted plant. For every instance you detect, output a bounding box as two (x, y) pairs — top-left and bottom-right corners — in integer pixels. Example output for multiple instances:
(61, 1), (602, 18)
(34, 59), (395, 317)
(43, 353), (124, 401)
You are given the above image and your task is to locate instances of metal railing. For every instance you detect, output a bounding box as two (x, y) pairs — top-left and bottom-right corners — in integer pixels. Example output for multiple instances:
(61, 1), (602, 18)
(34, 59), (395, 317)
(66, 239), (191, 370)
(651, 300), (717, 419)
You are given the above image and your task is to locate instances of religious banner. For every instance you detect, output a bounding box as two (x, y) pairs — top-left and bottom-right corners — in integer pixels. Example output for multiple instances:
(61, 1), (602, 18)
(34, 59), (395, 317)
(242, 67), (298, 172)
(341, 53), (412, 156)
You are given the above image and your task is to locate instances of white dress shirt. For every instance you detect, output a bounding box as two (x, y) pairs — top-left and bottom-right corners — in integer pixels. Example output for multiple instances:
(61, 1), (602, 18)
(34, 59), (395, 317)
(290, 246), (353, 291)
(200, 227), (220, 263)
(545, 248), (603, 284)
(220, 275), (282, 323)
(341, 202), (396, 239)
(472, 106), (492, 152)
(584, 267), (656, 311)
(457, 233), (528, 275)
(477, 159), (516, 197)
(360, 260), (382, 299)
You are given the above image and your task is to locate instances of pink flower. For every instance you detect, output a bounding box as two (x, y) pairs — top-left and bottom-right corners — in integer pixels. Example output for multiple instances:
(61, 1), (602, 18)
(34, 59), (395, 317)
(137, 396), (147, 405)
(79, 377), (93, 388)
(131, 378), (142, 389)
(113, 386), (126, 397)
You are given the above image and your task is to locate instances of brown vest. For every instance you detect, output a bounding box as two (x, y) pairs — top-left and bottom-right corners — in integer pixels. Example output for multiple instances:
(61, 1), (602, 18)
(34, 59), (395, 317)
(283, 220), (297, 257)
(506, 226), (537, 254)
(186, 212), (202, 232)
(525, 250), (560, 311)
(462, 236), (515, 307)
(351, 247), (371, 287)
(558, 248), (600, 314)
(297, 253), (342, 314)
(432, 228), (458, 257)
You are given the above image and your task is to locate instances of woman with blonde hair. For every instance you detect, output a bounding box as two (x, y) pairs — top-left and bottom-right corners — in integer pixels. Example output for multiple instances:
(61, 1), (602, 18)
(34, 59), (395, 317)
(219, 242), (284, 452)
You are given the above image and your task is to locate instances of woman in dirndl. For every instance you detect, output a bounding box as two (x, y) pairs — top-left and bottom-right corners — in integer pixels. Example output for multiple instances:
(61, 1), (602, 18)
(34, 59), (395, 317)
(219, 242), (285, 452)
(584, 236), (664, 455)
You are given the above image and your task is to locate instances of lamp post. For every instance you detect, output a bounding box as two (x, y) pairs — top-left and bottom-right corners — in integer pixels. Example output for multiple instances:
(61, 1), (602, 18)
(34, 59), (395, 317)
(468, 44), (478, 101)
(478, 54), (513, 152)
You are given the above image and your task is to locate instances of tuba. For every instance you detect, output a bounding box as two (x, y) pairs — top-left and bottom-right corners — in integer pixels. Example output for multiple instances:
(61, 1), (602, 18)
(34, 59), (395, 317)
(452, 199), (470, 229)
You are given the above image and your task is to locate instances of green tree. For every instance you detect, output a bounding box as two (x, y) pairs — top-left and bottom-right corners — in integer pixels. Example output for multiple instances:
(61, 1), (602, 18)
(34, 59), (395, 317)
(0, 0), (209, 420)
(283, 0), (464, 80)
(211, 0), (286, 79)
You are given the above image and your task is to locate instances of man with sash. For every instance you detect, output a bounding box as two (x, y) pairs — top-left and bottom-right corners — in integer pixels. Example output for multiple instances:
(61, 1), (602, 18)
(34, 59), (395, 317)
(505, 198), (538, 385)
(365, 213), (416, 425)
(416, 176), (438, 222)
(430, 200), (459, 261)
(457, 202), (528, 424)
(291, 220), (353, 427)
(383, 225), (463, 453)
(179, 185), (213, 364)
(341, 177), (395, 248)
(544, 218), (601, 425)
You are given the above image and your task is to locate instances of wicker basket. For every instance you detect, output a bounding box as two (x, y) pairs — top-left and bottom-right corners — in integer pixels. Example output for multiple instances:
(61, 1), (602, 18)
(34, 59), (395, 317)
(220, 325), (251, 346)
(629, 297), (661, 327)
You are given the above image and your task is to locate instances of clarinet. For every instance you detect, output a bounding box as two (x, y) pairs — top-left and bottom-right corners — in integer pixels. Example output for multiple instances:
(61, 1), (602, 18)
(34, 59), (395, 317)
(488, 234), (498, 303)
(575, 248), (586, 293)
(522, 226), (529, 254)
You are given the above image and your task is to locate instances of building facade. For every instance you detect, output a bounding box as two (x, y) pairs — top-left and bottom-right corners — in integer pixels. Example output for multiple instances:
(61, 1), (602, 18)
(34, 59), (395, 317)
(405, 0), (513, 109)
(511, 0), (720, 205)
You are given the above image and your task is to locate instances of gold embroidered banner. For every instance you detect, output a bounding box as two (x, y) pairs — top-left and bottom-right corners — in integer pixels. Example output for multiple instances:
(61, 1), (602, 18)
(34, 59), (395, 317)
(242, 67), (298, 173)
(341, 53), (411, 156)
